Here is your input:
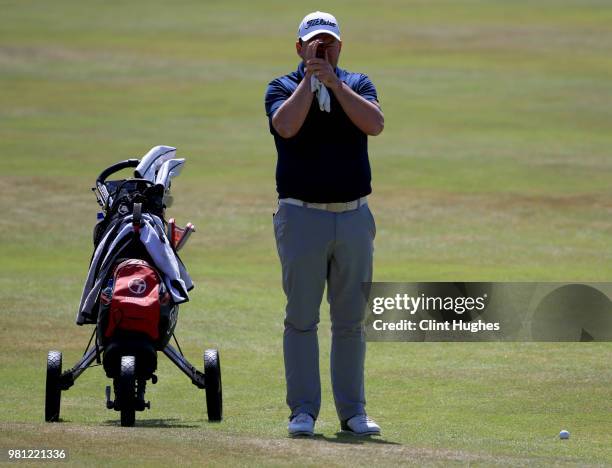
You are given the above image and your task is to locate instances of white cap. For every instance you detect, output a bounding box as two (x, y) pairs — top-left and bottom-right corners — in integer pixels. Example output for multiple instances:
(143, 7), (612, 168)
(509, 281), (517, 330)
(297, 11), (341, 42)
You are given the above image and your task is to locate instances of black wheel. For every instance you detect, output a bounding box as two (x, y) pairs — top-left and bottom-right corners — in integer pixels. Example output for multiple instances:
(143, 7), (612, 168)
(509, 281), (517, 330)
(204, 349), (222, 422)
(45, 350), (62, 422)
(119, 356), (136, 427)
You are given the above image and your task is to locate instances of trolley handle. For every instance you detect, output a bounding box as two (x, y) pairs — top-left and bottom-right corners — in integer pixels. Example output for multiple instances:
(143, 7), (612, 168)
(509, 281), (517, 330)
(96, 159), (140, 185)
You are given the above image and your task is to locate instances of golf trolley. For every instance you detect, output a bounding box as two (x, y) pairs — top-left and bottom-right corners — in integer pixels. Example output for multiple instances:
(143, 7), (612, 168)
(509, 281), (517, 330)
(45, 146), (222, 427)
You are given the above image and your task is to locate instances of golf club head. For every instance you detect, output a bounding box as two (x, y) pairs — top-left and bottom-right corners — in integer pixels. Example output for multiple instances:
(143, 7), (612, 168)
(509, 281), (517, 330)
(155, 158), (185, 190)
(155, 159), (185, 208)
(134, 146), (177, 182)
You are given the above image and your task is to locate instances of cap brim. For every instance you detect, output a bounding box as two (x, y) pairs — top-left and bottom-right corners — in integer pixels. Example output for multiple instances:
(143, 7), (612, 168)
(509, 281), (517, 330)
(300, 29), (341, 42)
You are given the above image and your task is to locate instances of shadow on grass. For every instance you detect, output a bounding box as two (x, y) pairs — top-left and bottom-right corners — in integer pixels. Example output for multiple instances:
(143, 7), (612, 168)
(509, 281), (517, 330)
(310, 433), (400, 445)
(103, 418), (199, 428)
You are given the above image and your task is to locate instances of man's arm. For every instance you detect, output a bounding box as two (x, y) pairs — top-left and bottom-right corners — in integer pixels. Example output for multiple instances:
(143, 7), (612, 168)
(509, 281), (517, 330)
(307, 55), (384, 136)
(332, 82), (384, 136)
(271, 77), (314, 139)
(271, 41), (319, 139)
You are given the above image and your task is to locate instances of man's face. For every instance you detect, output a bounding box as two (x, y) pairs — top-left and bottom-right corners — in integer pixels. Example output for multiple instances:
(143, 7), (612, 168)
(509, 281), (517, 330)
(296, 33), (342, 68)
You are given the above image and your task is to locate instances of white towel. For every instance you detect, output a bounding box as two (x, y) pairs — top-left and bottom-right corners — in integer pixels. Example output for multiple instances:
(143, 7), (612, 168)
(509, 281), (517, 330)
(310, 75), (331, 113)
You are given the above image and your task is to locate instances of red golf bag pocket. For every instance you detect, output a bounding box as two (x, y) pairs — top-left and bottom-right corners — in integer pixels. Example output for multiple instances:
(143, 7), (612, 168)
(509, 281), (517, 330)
(103, 259), (161, 341)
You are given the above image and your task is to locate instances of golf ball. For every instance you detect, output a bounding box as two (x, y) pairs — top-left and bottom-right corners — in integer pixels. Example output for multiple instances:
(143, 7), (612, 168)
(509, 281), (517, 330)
(559, 430), (570, 440)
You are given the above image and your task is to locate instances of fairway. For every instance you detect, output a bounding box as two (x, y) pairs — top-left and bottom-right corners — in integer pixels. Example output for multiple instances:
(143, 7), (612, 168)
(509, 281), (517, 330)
(1, 0), (611, 466)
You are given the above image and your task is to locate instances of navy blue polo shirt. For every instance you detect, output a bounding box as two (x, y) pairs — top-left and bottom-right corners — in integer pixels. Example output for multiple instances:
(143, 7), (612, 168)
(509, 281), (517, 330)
(265, 62), (379, 203)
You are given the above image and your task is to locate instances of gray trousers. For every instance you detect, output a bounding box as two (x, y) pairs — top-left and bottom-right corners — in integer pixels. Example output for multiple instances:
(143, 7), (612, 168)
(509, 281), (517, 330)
(273, 202), (375, 421)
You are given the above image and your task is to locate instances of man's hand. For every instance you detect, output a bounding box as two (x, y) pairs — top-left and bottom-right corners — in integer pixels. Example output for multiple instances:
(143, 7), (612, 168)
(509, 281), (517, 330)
(306, 48), (341, 90)
(301, 39), (319, 77)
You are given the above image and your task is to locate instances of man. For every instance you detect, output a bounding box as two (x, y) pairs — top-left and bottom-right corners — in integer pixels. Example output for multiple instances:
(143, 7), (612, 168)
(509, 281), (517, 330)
(265, 11), (384, 437)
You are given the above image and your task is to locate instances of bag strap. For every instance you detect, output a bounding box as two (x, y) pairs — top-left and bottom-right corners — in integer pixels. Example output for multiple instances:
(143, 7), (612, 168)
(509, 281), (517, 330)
(132, 202), (142, 234)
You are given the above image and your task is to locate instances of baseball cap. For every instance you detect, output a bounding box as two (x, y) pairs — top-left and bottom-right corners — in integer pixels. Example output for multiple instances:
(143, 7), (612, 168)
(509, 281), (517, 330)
(297, 11), (341, 42)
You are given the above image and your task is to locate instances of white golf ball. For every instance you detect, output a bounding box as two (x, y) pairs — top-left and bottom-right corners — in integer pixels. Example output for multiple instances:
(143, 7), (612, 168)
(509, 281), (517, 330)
(559, 430), (570, 440)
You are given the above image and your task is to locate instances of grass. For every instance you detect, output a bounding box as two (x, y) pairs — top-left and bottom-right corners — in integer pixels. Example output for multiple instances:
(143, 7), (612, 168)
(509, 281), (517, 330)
(1, 0), (611, 465)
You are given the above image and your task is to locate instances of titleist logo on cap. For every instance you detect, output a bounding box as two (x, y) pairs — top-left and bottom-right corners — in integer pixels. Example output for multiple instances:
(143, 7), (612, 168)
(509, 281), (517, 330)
(304, 18), (337, 30)
(298, 11), (341, 40)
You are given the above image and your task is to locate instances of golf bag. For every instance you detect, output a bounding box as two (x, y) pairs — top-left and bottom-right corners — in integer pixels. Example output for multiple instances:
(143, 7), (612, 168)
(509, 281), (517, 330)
(76, 146), (192, 377)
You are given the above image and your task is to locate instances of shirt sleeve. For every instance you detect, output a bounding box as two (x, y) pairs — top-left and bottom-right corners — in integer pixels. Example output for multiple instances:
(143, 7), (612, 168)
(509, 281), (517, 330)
(264, 79), (290, 118)
(356, 74), (379, 104)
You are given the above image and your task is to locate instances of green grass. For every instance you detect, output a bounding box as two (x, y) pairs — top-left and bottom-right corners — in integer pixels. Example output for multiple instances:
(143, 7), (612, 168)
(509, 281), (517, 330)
(1, 0), (611, 465)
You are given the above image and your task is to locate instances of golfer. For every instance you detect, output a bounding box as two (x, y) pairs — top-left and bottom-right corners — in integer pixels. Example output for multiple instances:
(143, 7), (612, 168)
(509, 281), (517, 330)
(265, 11), (384, 436)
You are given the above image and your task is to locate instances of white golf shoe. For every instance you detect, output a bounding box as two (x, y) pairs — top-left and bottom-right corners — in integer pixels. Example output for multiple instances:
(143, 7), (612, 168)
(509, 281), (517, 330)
(288, 413), (315, 437)
(341, 414), (381, 436)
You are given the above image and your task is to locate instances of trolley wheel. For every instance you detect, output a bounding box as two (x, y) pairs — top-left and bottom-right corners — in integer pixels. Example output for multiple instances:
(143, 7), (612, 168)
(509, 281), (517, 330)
(204, 349), (222, 422)
(45, 350), (62, 422)
(119, 356), (136, 427)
